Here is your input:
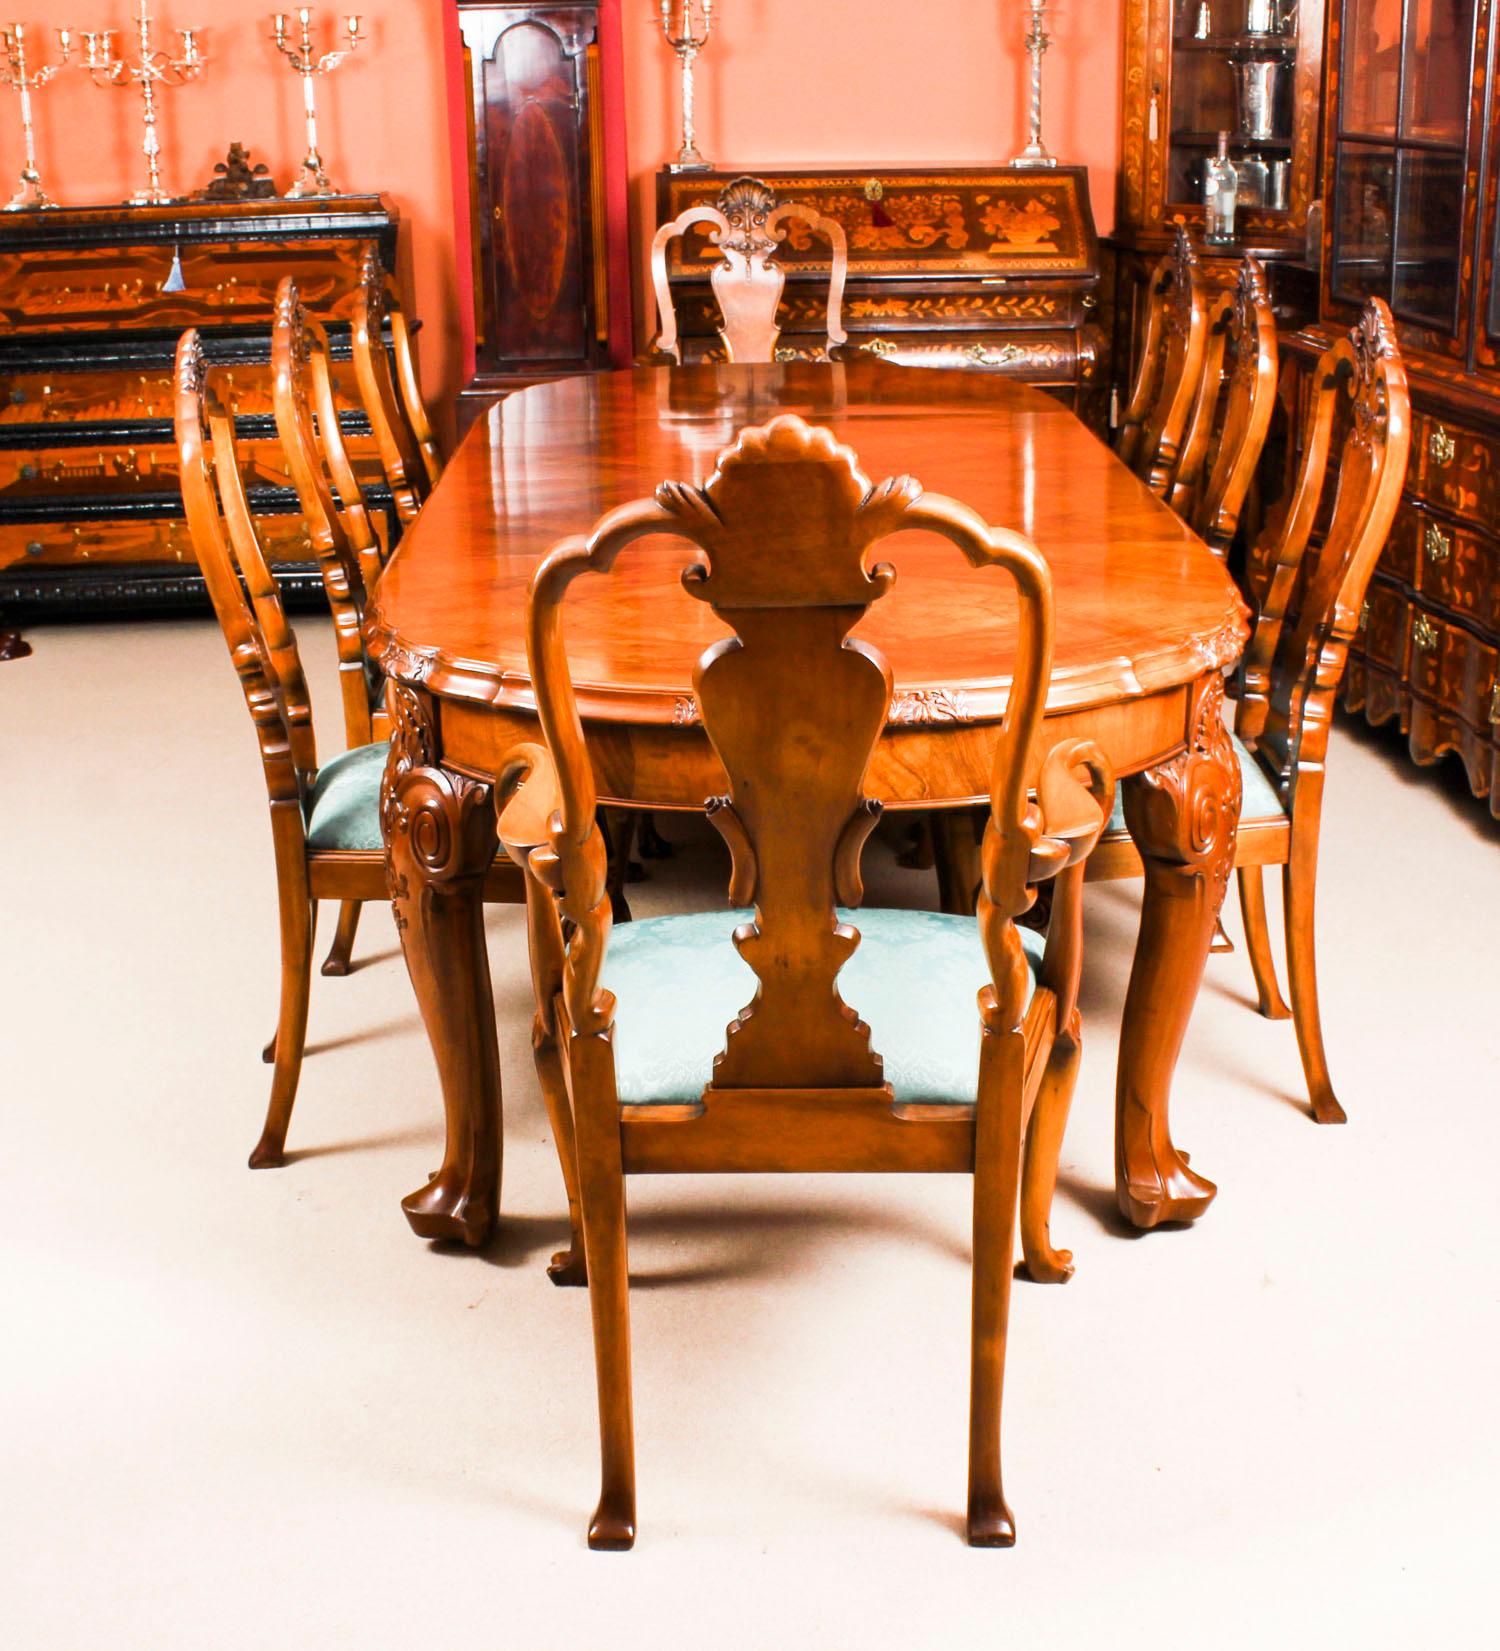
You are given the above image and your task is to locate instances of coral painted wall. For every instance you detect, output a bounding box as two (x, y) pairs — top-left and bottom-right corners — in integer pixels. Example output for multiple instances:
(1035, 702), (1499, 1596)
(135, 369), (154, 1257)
(23, 0), (1121, 416)
(619, 0), (1124, 342)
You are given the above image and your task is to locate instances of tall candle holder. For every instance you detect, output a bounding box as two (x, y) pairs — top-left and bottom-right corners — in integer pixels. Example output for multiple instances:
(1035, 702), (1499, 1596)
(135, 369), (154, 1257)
(83, 1), (204, 205)
(270, 10), (363, 199)
(1, 23), (71, 210)
(658, 0), (713, 172)
(1012, 0), (1057, 169)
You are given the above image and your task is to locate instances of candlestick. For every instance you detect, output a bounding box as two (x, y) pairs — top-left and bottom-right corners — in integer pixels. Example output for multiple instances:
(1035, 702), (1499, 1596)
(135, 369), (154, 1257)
(1012, 0), (1058, 169)
(658, 0), (713, 172)
(84, 0), (205, 205)
(1, 22), (71, 210)
(268, 7), (363, 198)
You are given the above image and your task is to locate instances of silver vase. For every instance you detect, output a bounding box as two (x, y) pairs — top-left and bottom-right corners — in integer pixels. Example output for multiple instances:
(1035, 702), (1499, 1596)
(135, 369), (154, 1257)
(1233, 58), (1285, 141)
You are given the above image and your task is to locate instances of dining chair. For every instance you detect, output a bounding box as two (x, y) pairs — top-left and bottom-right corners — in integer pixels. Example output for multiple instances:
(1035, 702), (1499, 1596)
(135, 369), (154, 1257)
(175, 327), (523, 1169)
(648, 173), (850, 363)
(272, 273), (393, 976)
(352, 250), (438, 525)
(495, 412), (1114, 1548)
(1166, 255), (1279, 546)
(1086, 297), (1410, 1125)
(1115, 226), (1209, 497)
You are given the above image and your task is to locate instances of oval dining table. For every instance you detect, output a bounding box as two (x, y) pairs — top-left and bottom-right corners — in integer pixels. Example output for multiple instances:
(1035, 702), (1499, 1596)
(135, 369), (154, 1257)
(366, 359), (1249, 1251)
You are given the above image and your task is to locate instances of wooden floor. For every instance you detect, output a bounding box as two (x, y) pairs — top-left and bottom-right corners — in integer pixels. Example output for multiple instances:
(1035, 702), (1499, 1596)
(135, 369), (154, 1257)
(3, 616), (1497, 1647)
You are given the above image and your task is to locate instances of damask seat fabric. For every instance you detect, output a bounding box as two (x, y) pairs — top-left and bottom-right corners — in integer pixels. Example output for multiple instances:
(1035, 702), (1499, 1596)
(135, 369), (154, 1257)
(1106, 729), (1284, 834)
(600, 906), (1046, 1107)
(304, 740), (389, 851)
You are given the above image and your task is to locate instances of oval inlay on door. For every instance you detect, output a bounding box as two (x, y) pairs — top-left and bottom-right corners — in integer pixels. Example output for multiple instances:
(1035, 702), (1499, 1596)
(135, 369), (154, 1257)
(502, 99), (570, 323)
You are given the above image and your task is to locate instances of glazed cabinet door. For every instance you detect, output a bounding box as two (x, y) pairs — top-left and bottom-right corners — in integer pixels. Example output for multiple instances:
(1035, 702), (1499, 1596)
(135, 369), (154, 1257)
(459, 2), (605, 378)
(1324, 0), (1483, 361)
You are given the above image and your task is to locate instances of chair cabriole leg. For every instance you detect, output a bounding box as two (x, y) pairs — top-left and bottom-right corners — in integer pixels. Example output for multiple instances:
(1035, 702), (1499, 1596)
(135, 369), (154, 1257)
(1236, 866), (1290, 1019)
(321, 898), (363, 976)
(251, 826), (315, 1168)
(1020, 1010), (1081, 1284)
(1282, 826), (1345, 1124)
(966, 1023), (1024, 1547)
(571, 1031), (636, 1550)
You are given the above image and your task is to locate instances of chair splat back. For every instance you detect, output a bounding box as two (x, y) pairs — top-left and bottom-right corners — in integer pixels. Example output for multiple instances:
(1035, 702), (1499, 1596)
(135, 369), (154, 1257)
(274, 276), (384, 586)
(388, 295), (443, 490)
(1238, 298), (1410, 792)
(650, 175), (850, 364)
(273, 277), (389, 748)
(1114, 257), (1170, 472)
(1187, 256), (1279, 555)
(352, 250), (431, 523)
(175, 328), (317, 807)
(514, 413), (1055, 1098)
(1135, 227), (1210, 496)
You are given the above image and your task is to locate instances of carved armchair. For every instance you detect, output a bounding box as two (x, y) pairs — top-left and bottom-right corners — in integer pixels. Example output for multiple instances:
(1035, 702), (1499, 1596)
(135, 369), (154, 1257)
(1166, 255), (1280, 547)
(495, 413), (1113, 1549)
(648, 174), (850, 363)
(1087, 299), (1410, 1126)
(1115, 225), (1209, 497)
(175, 329), (521, 1171)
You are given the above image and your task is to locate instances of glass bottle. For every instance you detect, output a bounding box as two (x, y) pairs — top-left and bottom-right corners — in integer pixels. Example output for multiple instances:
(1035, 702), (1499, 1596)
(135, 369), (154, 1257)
(1203, 130), (1238, 245)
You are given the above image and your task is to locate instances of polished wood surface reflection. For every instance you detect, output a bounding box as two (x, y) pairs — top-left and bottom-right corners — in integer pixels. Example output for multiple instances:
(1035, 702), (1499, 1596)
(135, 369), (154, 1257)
(368, 361), (1249, 1246)
(370, 361), (1242, 732)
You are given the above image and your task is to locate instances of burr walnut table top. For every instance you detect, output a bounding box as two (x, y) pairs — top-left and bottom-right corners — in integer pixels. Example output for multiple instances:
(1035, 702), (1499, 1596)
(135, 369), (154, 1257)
(367, 361), (1247, 728)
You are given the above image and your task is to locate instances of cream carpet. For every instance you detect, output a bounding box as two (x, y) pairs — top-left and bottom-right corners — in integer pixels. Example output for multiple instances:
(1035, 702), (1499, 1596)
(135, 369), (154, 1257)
(3, 617), (1497, 1649)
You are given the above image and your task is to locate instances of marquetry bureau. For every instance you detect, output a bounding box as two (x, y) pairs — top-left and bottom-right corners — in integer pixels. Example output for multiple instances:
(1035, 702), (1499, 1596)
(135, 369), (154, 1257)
(655, 165), (1103, 423)
(0, 195), (403, 617)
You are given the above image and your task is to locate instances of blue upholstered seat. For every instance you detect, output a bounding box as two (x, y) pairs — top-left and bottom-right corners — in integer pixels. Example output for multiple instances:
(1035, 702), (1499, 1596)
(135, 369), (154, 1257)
(304, 740), (389, 851)
(1107, 729), (1284, 834)
(599, 906), (1046, 1107)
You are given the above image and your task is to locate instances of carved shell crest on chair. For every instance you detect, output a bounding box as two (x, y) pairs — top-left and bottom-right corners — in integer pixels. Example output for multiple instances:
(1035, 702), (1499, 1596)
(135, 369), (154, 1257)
(715, 174), (779, 262)
(1165, 223), (1199, 333)
(1229, 256), (1272, 385)
(1349, 297), (1400, 434)
(358, 247), (387, 323)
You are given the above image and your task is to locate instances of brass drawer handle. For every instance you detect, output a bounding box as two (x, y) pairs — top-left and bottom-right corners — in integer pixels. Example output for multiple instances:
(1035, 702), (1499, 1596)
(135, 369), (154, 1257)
(1412, 612), (1439, 651)
(1428, 425), (1455, 466)
(863, 177), (884, 201)
(963, 341), (1024, 367)
(859, 337), (898, 358)
(1423, 522), (1451, 564)
(773, 346), (798, 362)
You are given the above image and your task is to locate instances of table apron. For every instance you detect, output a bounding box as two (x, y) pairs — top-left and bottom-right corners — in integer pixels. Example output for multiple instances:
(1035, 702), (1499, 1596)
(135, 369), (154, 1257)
(432, 682), (1196, 811)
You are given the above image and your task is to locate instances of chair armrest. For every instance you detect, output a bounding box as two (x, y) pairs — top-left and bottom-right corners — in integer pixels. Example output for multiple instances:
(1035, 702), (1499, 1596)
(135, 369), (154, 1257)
(495, 741), (562, 862)
(1026, 738), (1116, 884)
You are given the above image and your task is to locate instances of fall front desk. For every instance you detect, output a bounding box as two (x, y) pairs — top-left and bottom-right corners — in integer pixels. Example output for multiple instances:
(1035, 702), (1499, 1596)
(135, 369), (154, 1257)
(656, 164), (1102, 417)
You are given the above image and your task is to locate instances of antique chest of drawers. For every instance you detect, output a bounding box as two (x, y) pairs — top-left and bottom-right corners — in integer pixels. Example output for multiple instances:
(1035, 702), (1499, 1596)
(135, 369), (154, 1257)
(0, 195), (401, 618)
(1269, 337), (1500, 819)
(654, 165), (1103, 419)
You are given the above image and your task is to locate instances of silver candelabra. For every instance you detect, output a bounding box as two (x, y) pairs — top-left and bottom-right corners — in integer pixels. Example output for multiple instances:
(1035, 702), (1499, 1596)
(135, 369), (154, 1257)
(658, 0), (713, 172)
(1, 23), (71, 210)
(1012, 0), (1057, 169)
(270, 9), (363, 199)
(84, 0), (204, 205)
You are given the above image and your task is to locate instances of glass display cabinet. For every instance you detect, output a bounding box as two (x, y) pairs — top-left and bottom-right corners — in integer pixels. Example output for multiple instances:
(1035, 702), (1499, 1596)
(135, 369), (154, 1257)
(1117, 0), (1326, 255)
(1315, 0), (1500, 817)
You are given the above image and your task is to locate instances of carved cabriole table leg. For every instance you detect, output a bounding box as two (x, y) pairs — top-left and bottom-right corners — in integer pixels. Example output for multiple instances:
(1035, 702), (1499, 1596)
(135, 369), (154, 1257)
(1115, 671), (1242, 1229)
(381, 684), (503, 1247)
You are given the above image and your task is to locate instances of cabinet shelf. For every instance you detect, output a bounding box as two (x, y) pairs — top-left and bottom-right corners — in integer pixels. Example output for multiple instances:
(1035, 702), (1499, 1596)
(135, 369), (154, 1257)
(1172, 131), (1294, 150)
(1173, 34), (1298, 58)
